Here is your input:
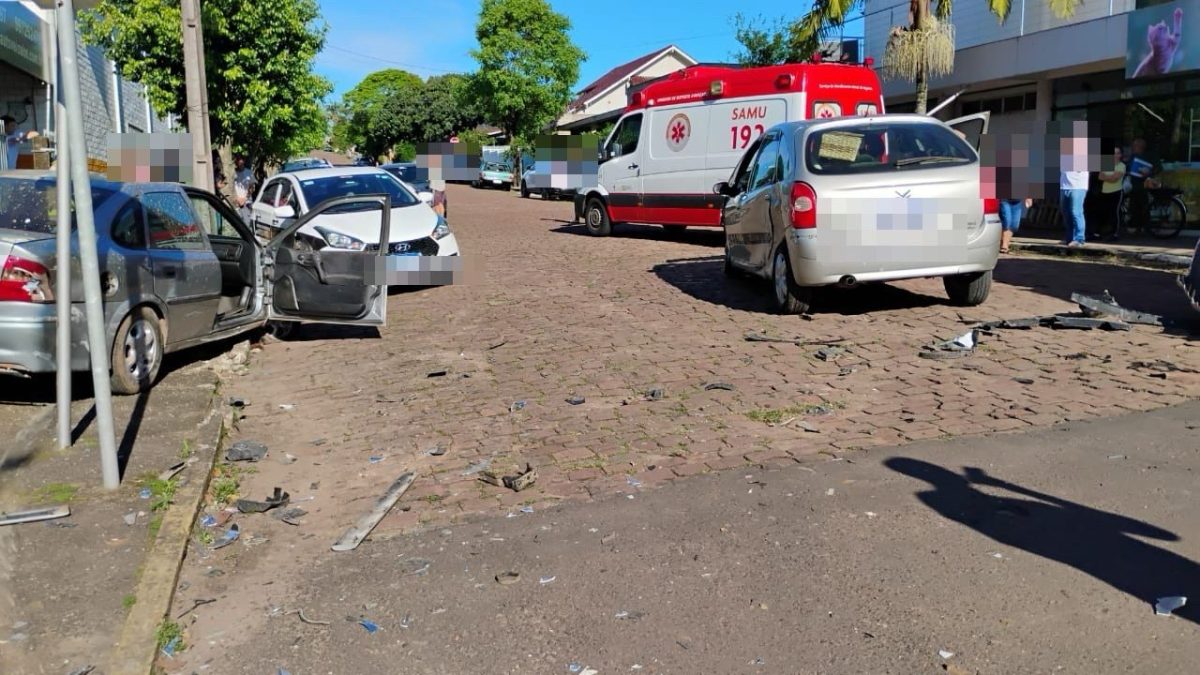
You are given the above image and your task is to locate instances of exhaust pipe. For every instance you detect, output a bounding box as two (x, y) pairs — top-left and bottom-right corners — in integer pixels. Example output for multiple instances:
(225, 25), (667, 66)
(838, 275), (858, 288)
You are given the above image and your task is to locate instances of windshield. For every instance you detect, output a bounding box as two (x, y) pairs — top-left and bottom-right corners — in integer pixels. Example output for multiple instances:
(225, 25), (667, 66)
(482, 161), (511, 172)
(297, 172), (419, 213)
(805, 122), (975, 175)
(0, 177), (117, 234)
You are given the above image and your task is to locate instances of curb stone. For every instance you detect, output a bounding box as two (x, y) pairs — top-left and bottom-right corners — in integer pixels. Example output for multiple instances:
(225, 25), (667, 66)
(105, 345), (247, 675)
(1010, 240), (1192, 272)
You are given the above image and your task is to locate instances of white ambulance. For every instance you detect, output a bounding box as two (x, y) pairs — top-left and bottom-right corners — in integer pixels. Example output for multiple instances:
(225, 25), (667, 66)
(574, 61), (891, 236)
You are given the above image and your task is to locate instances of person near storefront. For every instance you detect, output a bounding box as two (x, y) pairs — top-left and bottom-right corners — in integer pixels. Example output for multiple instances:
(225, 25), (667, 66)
(1059, 126), (1090, 247)
(1124, 137), (1158, 239)
(2, 115), (38, 171)
(1095, 145), (1127, 240)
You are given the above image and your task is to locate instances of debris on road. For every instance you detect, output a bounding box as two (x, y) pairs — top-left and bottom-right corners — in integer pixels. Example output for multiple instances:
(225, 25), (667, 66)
(496, 571), (521, 585)
(815, 346), (845, 361)
(510, 400), (527, 412)
(158, 461), (187, 482)
(644, 388), (665, 401)
(427, 370), (448, 378)
(426, 444), (447, 457)
(1130, 360), (1200, 375)
(281, 453), (298, 465)
(539, 575), (557, 585)
(139, 488), (152, 500)
(1072, 291), (1163, 326)
(226, 440), (268, 462)
(627, 476), (643, 488)
(290, 608), (331, 626)
(368, 455), (385, 464)
(161, 636), (181, 658)
(462, 459), (492, 476)
(122, 512), (137, 526)
(175, 597), (216, 619)
(939, 649), (955, 659)
(236, 487), (290, 514)
(744, 331), (847, 346)
(358, 618), (380, 634)
(704, 382), (736, 392)
(1155, 596), (1187, 616)
(0, 499), (71, 526)
(212, 524), (240, 550)
(399, 558), (432, 576)
(919, 330), (978, 360)
(278, 404), (296, 411)
(1014, 377), (1035, 385)
(487, 338), (508, 350)
(615, 610), (646, 621)
(796, 421), (821, 434)
(566, 395), (586, 405)
(272, 507), (307, 526)
(228, 397), (248, 408)
(974, 314), (1131, 332)
(505, 464), (539, 492)
(331, 472), (416, 552)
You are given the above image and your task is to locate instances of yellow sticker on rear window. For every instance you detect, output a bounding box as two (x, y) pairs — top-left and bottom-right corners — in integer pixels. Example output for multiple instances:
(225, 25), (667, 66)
(817, 132), (863, 162)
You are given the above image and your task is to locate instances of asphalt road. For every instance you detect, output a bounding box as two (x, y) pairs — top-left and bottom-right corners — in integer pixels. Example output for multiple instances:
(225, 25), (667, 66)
(185, 401), (1200, 674)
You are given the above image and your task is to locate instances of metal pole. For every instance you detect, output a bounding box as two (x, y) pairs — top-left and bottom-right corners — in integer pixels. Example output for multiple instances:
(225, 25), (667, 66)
(53, 10), (71, 450)
(181, 0), (213, 191)
(56, 0), (120, 489)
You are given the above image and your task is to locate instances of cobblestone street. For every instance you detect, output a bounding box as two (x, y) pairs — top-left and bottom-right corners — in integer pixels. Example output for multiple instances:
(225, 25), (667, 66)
(222, 183), (1200, 534)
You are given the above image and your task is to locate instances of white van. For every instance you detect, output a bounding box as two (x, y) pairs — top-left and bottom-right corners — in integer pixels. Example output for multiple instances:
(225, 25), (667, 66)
(574, 62), (888, 236)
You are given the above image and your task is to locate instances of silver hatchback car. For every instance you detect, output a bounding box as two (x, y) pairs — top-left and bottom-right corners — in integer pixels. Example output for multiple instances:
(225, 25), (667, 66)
(718, 113), (1000, 314)
(0, 171), (391, 394)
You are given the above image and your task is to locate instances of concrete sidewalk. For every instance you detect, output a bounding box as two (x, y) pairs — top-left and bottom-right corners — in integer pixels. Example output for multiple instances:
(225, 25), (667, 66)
(0, 342), (246, 675)
(1012, 232), (1197, 270)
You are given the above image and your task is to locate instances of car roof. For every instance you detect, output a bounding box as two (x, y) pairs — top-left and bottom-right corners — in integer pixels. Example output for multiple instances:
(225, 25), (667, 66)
(380, 162), (416, 168)
(780, 113), (953, 134)
(274, 166), (393, 180)
(0, 169), (177, 192)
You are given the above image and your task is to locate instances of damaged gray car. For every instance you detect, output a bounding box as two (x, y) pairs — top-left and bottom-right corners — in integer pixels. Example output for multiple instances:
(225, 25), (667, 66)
(0, 171), (391, 394)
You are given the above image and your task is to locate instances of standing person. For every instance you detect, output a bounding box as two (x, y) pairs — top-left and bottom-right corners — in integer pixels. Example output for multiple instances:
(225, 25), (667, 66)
(1096, 145), (1127, 240)
(1059, 124), (1090, 247)
(1, 115), (38, 171)
(1125, 137), (1155, 238)
(998, 197), (1033, 254)
(233, 154), (255, 222)
(430, 179), (447, 218)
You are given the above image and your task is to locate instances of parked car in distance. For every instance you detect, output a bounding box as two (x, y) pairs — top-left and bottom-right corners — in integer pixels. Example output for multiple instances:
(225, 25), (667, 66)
(249, 167), (459, 258)
(380, 162), (447, 216)
(520, 164), (577, 201)
(717, 113), (999, 315)
(475, 161), (513, 190)
(281, 157), (332, 173)
(0, 170), (391, 394)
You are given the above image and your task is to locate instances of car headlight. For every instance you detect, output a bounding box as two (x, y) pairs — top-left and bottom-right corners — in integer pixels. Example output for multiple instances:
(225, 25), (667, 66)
(432, 215), (451, 240)
(314, 226), (365, 251)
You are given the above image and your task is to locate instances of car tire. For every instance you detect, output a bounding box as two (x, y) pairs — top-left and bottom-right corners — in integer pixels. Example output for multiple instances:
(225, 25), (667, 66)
(520, 181), (530, 198)
(772, 246), (813, 315)
(110, 306), (164, 395)
(585, 198), (613, 237)
(943, 270), (993, 306)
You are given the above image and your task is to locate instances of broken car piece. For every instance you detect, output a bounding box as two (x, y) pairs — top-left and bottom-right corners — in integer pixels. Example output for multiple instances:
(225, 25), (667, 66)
(1072, 291), (1163, 326)
(236, 487), (290, 514)
(225, 440), (268, 462)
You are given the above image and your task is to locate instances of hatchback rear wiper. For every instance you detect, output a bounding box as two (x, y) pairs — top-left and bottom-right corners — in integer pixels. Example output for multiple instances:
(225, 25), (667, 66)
(894, 156), (967, 167)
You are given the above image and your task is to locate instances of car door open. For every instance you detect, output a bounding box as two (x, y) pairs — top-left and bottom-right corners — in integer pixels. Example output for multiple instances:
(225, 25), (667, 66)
(264, 195), (391, 326)
(946, 111), (991, 152)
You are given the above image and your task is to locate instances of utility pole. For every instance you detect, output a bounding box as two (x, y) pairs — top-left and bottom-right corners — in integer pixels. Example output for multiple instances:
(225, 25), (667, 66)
(54, 0), (121, 489)
(181, 0), (213, 191)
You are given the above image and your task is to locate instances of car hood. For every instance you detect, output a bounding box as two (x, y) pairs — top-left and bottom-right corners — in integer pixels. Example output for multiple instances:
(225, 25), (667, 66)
(299, 204), (440, 245)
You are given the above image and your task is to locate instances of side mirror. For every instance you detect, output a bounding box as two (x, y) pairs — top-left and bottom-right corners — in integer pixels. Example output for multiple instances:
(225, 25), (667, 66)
(274, 205), (295, 220)
(714, 182), (731, 196)
(610, 143), (622, 159)
(418, 191), (434, 203)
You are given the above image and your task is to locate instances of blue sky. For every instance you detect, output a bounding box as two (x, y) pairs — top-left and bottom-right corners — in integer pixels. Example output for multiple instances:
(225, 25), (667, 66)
(315, 0), (866, 100)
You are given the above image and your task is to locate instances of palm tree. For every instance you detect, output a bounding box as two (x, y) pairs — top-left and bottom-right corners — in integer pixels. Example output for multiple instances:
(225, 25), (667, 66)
(792, 0), (1082, 113)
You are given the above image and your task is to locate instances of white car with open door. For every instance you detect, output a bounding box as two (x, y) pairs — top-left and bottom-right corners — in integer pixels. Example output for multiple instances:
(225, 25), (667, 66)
(250, 167), (459, 259)
(718, 111), (997, 315)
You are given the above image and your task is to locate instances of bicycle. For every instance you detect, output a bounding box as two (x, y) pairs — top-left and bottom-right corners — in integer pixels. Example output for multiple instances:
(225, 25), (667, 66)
(1118, 186), (1188, 239)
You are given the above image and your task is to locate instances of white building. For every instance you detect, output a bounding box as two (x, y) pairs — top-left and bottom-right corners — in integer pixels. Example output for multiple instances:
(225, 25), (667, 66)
(555, 45), (698, 133)
(0, 0), (165, 170)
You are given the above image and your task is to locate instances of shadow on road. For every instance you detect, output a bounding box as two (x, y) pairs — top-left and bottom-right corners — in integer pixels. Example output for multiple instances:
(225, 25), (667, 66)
(995, 257), (1200, 339)
(548, 221), (725, 247)
(652, 255), (944, 315)
(887, 457), (1199, 624)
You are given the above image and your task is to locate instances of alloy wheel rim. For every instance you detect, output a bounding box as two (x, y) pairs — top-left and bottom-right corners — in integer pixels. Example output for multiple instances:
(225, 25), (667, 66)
(124, 318), (158, 380)
(774, 252), (788, 306)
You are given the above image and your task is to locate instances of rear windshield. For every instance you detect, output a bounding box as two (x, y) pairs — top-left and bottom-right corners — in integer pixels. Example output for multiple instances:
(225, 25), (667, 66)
(0, 177), (117, 234)
(804, 122), (975, 175)
(385, 165), (418, 183)
(297, 172), (419, 213)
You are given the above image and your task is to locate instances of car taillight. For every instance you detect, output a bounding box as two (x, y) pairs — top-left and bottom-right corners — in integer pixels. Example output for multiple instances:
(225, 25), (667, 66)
(790, 182), (817, 229)
(983, 198), (999, 215)
(0, 255), (54, 303)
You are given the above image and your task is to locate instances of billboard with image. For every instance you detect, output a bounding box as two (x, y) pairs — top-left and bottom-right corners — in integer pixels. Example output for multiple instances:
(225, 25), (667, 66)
(1127, 0), (1194, 79)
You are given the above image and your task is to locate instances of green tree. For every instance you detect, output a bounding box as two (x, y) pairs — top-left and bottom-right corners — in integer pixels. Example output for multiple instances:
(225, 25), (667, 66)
(470, 0), (585, 176)
(417, 74), (485, 143)
(81, 0), (331, 172)
(335, 68), (423, 160)
(786, 0), (1081, 113)
(731, 13), (811, 66)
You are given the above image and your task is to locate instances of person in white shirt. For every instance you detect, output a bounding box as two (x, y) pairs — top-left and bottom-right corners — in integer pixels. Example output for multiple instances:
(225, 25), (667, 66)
(232, 154), (255, 221)
(2, 115), (38, 171)
(1059, 124), (1091, 247)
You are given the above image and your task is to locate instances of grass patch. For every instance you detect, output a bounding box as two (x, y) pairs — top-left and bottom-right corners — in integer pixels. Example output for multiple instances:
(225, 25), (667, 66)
(155, 619), (184, 653)
(140, 477), (178, 513)
(179, 439), (195, 460)
(148, 514), (163, 539)
(33, 482), (79, 504)
(561, 457), (606, 472)
(122, 594), (137, 609)
(210, 464), (242, 505)
(745, 400), (847, 424)
(195, 528), (214, 547)
(423, 494), (444, 504)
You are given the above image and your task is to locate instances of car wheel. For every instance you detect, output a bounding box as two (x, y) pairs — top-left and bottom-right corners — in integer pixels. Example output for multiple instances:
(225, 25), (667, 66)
(772, 246), (813, 315)
(943, 270), (993, 306)
(520, 181), (530, 198)
(110, 306), (164, 395)
(585, 198), (613, 237)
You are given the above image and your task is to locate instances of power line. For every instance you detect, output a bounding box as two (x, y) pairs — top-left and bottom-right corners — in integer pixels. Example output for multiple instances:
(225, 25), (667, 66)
(322, 44), (459, 74)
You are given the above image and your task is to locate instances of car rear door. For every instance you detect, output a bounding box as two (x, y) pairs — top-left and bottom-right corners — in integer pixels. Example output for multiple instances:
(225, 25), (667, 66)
(722, 137), (765, 268)
(945, 112), (991, 152)
(265, 194), (390, 326)
(739, 131), (786, 270)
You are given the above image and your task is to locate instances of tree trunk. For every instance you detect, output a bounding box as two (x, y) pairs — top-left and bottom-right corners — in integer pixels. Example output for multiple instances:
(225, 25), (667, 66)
(913, 0), (929, 114)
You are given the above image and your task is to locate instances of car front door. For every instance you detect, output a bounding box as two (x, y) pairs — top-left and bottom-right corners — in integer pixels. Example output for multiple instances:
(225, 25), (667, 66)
(264, 194), (391, 326)
(600, 112), (644, 222)
(142, 190), (223, 344)
(740, 131), (785, 270)
(721, 138), (765, 268)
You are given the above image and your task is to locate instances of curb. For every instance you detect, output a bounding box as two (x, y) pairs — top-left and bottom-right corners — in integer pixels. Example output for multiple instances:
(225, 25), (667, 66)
(1010, 240), (1193, 271)
(104, 370), (236, 674)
